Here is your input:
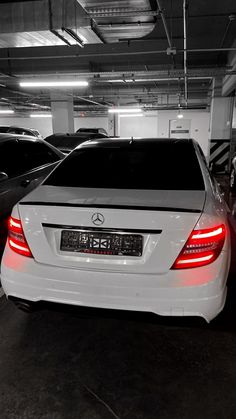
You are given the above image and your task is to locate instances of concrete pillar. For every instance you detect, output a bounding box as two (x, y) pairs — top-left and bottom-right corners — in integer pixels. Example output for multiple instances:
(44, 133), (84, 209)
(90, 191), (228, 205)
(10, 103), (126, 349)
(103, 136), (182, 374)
(209, 78), (234, 140)
(114, 114), (120, 137)
(107, 113), (120, 137)
(209, 78), (234, 171)
(108, 113), (115, 136)
(51, 94), (74, 134)
(222, 45), (236, 97)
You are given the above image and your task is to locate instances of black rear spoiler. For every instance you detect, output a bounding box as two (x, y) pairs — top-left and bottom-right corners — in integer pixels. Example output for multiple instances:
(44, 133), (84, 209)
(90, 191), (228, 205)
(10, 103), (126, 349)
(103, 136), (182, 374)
(19, 202), (201, 213)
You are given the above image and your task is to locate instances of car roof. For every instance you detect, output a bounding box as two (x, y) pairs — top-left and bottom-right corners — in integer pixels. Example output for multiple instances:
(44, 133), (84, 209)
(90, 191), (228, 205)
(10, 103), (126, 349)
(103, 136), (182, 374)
(0, 125), (34, 130)
(56, 132), (102, 137)
(45, 132), (106, 140)
(0, 133), (39, 143)
(77, 137), (193, 149)
(78, 128), (103, 130)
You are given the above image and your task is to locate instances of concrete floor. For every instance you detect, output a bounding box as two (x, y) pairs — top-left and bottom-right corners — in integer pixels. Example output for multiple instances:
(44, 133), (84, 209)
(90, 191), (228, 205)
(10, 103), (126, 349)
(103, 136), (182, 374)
(0, 178), (236, 419)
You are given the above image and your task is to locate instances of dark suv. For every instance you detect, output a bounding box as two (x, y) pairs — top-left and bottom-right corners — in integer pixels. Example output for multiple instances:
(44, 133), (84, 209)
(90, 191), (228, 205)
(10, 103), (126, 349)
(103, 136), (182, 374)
(0, 134), (63, 254)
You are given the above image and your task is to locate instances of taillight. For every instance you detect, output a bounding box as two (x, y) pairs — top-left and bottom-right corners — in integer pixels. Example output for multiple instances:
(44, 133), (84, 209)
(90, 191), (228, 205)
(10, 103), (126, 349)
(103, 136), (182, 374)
(172, 224), (226, 269)
(8, 216), (32, 258)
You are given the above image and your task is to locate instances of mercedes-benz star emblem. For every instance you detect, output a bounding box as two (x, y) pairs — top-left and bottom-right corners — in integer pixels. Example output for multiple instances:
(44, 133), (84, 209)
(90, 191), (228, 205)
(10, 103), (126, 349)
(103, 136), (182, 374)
(92, 213), (105, 226)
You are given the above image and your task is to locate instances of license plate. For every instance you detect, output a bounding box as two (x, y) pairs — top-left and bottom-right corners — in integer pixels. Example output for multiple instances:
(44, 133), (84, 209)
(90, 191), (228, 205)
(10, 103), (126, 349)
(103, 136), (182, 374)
(60, 230), (143, 256)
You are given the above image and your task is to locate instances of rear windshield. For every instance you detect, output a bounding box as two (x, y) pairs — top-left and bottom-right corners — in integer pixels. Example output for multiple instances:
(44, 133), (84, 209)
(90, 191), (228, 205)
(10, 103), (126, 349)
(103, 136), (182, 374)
(45, 136), (88, 149)
(78, 129), (98, 133)
(45, 142), (205, 190)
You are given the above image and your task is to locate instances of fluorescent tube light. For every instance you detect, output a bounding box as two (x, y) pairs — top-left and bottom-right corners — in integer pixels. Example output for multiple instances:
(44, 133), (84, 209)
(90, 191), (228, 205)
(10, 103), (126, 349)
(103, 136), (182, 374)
(107, 80), (125, 83)
(120, 114), (144, 118)
(0, 109), (14, 114)
(108, 108), (142, 114)
(30, 114), (52, 118)
(20, 81), (88, 88)
(107, 79), (134, 83)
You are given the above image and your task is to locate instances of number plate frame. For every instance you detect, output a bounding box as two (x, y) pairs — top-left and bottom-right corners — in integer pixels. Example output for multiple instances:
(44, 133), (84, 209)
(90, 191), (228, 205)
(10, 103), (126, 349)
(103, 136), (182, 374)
(60, 230), (143, 257)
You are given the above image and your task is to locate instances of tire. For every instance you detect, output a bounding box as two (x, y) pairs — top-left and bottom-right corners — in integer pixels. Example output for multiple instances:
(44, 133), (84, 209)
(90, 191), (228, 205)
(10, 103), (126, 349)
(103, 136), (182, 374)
(230, 168), (236, 191)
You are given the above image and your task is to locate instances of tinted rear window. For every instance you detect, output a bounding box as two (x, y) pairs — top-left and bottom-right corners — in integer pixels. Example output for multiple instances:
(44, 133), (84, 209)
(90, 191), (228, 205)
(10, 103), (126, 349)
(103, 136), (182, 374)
(78, 128), (98, 133)
(45, 142), (205, 190)
(45, 135), (89, 149)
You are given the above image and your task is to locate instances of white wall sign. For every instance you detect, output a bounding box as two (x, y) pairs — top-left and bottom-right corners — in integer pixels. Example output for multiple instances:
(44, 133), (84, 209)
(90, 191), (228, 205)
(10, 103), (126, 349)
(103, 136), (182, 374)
(169, 119), (191, 139)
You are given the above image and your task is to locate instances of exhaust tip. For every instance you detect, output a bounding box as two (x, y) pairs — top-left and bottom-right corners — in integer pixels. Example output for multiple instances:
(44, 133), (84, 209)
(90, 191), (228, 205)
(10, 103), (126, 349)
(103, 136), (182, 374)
(8, 296), (36, 313)
(14, 302), (33, 313)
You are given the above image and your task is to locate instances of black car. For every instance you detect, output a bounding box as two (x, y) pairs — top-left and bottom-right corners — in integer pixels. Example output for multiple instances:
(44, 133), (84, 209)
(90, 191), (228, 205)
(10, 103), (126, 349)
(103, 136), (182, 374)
(44, 132), (107, 154)
(76, 128), (108, 136)
(0, 125), (42, 139)
(0, 134), (64, 254)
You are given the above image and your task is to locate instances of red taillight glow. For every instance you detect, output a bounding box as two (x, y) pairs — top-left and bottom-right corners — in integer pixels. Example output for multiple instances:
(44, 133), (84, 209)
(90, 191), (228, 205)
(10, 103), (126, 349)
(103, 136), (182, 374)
(9, 217), (22, 230)
(8, 216), (32, 258)
(172, 224), (226, 269)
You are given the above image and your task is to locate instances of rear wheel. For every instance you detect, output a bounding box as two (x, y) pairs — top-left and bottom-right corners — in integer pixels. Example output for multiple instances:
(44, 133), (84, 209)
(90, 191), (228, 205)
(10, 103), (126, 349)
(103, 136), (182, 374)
(230, 168), (236, 191)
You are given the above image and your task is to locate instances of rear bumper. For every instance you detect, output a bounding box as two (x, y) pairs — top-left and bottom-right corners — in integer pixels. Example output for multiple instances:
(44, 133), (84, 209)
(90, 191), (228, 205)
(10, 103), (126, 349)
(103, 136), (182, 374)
(1, 247), (230, 322)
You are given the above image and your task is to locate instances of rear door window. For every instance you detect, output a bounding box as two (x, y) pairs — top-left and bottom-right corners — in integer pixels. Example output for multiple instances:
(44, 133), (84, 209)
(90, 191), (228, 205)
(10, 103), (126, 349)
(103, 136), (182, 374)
(45, 135), (90, 149)
(18, 140), (61, 172)
(45, 141), (205, 190)
(0, 140), (27, 178)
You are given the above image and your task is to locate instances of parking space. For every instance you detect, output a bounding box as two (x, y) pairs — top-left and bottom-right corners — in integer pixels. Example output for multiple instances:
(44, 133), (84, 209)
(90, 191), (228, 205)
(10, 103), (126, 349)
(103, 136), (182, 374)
(0, 282), (236, 419)
(0, 182), (235, 419)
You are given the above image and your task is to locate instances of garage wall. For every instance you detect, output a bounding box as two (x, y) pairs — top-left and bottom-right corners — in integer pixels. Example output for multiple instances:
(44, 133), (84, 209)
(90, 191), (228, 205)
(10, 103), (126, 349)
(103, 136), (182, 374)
(0, 116), (109, 138)
(158, 110), (210, 156)
(120, 115), (158, 137)
(119, 110), (210, 156)
(0, 116), (53, 139)
(0, 110), (210, 155)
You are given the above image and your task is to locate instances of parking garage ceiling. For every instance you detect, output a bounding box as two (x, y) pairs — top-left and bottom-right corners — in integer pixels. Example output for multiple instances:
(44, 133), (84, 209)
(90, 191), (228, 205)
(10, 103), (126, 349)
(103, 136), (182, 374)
(0, 0), (235, 115)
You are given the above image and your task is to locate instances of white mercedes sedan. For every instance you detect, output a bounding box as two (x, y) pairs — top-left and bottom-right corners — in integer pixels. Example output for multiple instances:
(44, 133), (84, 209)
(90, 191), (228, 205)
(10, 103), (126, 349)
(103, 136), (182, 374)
(0, 138), (231, 322)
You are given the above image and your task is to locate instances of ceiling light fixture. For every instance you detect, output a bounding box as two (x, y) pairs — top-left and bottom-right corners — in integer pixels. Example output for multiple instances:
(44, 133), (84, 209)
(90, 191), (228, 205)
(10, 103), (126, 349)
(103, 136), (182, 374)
(20, 81), (88, 88)
(0, 109), (14, 114)
(30, 114), (52, 118)
(106, 79), (135, 83)
(108, 108), (142, 114)
(177, 111), (184, 119)
(107, 80), (124, 83)
(120, 114), (144, 118)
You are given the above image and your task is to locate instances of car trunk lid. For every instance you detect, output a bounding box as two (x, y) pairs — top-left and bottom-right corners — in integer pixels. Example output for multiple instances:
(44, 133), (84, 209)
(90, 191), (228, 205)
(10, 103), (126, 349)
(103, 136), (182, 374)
(18, 186), (205, 274)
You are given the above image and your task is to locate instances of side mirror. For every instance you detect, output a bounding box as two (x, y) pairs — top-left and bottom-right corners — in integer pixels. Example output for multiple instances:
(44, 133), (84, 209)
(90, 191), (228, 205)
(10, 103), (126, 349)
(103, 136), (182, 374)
(0, 172), (8, 182)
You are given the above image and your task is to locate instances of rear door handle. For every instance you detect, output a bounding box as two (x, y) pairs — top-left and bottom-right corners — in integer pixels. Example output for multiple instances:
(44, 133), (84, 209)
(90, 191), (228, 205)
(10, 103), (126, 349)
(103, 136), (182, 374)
(21, 179), (31, 188)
